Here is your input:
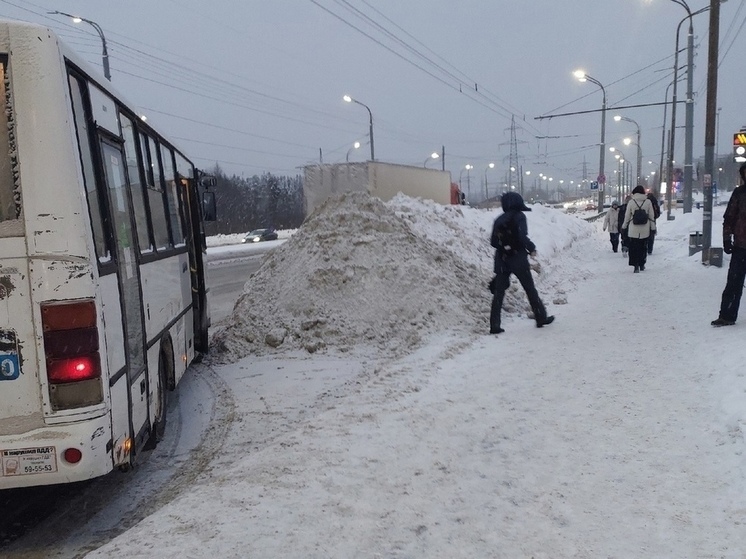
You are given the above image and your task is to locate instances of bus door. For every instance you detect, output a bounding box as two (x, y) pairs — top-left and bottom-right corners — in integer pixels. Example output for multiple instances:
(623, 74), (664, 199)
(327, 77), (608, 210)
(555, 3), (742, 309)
(99, 139), (149, 449)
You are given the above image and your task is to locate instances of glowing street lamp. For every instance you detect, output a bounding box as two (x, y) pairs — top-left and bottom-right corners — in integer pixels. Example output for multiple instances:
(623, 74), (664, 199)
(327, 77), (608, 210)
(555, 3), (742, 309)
(614, 115), (642, 186)
(484, 162), (495, 198)
(49, 11), (111, 80)
(424, 152), (440, 168)
(343, 94), (374, 161)
(346, 141), (361, 162)
(574, 69), (606, 213)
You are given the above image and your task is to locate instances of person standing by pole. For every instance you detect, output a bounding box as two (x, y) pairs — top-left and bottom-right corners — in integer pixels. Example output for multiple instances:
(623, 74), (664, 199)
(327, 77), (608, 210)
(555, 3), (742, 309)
(711, 163), (746, 327)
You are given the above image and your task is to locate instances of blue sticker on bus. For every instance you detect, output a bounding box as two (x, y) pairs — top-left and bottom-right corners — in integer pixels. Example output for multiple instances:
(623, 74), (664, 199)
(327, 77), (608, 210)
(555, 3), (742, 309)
(0, 329), (19, 380)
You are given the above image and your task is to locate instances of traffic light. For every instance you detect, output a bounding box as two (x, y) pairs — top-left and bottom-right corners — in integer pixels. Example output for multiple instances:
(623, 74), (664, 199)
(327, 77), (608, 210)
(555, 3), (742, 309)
(734, 132), (746, 162)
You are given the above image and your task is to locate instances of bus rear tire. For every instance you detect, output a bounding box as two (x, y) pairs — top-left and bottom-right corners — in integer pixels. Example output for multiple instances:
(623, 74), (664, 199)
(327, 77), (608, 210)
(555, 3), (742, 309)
(145, 346), (170, 449)
(153, 349), (169, 443)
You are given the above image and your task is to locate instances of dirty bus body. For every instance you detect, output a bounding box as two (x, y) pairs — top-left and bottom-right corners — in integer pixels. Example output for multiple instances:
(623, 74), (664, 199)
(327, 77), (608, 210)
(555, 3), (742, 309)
(0, 20), (215, 489)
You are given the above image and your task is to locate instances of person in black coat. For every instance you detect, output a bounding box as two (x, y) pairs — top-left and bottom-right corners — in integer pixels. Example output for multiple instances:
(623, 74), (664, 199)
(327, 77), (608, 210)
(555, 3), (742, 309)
(617, 194), (631, 255)
(489, 192), (554, 334)
(646, 192), (661, 254)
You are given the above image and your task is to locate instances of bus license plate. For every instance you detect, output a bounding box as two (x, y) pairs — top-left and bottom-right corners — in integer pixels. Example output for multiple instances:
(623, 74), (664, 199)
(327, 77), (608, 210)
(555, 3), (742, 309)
(1, 446), (58, 476)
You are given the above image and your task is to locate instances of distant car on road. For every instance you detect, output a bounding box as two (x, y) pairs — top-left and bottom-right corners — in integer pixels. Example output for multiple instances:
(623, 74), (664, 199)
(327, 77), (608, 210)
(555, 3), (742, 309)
(242, 228), (278, 243)
(585, 204), (597, 211)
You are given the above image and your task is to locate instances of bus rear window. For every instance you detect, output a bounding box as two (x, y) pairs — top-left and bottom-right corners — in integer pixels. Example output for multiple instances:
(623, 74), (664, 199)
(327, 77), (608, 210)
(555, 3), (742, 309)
(0, 55), (21, 228)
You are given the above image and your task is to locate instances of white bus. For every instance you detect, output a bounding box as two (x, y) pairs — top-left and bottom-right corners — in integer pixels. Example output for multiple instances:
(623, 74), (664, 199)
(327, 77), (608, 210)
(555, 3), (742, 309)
(0, 19), (216, 489)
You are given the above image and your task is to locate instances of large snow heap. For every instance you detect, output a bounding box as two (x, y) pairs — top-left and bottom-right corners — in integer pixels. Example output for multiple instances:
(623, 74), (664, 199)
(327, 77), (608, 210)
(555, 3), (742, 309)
(210, 192), (570, 363)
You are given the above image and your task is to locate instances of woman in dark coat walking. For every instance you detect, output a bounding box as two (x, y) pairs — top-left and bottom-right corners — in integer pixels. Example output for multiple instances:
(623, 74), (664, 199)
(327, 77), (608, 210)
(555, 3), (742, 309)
(489, 192), (554, 334)
(621, 185), (657, 273)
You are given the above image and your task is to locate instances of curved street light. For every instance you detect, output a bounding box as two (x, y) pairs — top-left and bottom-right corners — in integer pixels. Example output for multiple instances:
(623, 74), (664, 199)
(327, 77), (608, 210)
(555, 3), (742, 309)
(484, 162), (495, 199)
(343, 94), (374, 161)
(666, 3), (711, 215)
(610, 147), (628, 199)
(459, 164), (473, 201)
(424, 152), (440, 168)
(49, 11), (111, 81)
(614, 115), (642, 187)
(346, 141), (361, 163)
(574, 70), (606, 213)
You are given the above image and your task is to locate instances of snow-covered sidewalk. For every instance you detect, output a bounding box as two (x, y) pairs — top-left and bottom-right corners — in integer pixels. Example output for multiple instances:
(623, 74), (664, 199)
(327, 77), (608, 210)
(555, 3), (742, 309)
(88, 199), (746, 558)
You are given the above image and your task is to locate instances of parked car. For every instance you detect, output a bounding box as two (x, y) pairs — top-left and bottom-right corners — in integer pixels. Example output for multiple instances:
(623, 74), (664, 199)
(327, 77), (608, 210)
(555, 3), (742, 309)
(242, 228), (278, 243)
(585, 204), (597, 211)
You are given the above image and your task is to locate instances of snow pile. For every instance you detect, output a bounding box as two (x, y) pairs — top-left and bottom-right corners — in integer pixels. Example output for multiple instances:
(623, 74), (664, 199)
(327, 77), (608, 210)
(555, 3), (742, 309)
(210, 192), (592, 362)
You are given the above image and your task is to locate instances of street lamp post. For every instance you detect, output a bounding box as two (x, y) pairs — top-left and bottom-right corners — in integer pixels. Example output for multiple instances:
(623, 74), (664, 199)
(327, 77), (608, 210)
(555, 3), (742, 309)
(343, 95), (375, 161)
(667, 5), (710, 216)
(614, 115), (642, 187)
(574, 70), (606, 214)
(49, 11), (111, 80)
(424, 152), (440, 168)
(459, 164), (474, 202)
(610, 147), (627, 200)
(670, 1), (711, 213)
(484, 162), (495, 199)
(346, 141), (361, 162)
(622, 137), (641, 193)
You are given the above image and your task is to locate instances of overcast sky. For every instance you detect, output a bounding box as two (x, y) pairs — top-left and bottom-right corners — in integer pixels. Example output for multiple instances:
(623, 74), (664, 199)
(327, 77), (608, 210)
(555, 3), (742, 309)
(2, 0), (745, 188)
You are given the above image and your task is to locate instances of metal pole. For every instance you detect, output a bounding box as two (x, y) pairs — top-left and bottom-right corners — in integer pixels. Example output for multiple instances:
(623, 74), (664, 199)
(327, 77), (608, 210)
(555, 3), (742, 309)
(659, 83), (671, 200)
(667, 16), (687, 221)
(684, 17), (695, 213)
(364, 105), (375, 161)
(636, 128), (642, 188)
(702, 0), (720, 258)
(599, 91), (607, 213)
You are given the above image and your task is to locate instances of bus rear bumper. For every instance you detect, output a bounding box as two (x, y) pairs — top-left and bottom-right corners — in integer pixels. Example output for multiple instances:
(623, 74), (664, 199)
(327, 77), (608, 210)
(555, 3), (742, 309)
(0, 415), (112, 490)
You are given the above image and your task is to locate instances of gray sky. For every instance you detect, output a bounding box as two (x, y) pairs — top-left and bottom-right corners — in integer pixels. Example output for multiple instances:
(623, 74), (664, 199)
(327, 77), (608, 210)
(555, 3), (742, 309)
(2, 0), (745, 192)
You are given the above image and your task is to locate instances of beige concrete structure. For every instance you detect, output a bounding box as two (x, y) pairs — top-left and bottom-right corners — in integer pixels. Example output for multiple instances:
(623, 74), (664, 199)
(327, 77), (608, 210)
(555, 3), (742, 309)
(303, 161), (452, 217)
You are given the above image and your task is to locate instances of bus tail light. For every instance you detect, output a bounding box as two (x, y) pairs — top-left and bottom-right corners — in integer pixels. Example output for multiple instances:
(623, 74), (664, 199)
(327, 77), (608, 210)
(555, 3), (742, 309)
(41, 300), (104, 410)
(63, 448), (83, 464)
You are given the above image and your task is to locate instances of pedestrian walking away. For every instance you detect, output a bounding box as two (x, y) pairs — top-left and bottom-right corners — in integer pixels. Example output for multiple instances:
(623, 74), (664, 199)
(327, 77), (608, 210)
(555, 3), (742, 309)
(712, 163), (746, 327)
(646, 191), (661, 254)
(603, 200), (620, 252)
(489, 191), (554, 334)
(621, 185), (656, 273)
(617, 194), (631, 256)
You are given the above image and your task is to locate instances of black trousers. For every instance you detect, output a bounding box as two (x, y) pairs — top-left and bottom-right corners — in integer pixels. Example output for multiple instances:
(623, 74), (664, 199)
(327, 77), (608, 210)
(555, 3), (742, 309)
(718, 247), (746, 322)
(490, 253), (547, 330)
(628, 237), (648, 268)
(647, 230), (656, 253)
(609, 232), (619, 252)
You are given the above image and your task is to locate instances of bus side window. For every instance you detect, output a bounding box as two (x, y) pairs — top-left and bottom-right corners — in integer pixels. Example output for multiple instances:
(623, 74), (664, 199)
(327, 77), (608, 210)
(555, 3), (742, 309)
(160, 145), (184, 246)
(139, 133), (170, 251)
(202, 191), (216, 221)
(121, 117), (152, 254)
(68, 74), (111, 264)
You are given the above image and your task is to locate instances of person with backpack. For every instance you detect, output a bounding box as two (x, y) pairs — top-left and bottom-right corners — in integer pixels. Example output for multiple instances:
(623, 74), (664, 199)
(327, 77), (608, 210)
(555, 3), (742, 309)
(602, 200), (621, 252)
(646, 192), (662, 254)
(711, 163), (746, 326)
(622, 185), (657, 273)
(489, 191), (554, 334)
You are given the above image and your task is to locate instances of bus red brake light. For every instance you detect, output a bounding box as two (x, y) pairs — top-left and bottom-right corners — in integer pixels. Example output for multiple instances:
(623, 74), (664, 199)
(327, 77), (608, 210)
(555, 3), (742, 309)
(47, 354), (101, 383)
(41, 300), (104, 410)
(63, 448), (83, 464)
